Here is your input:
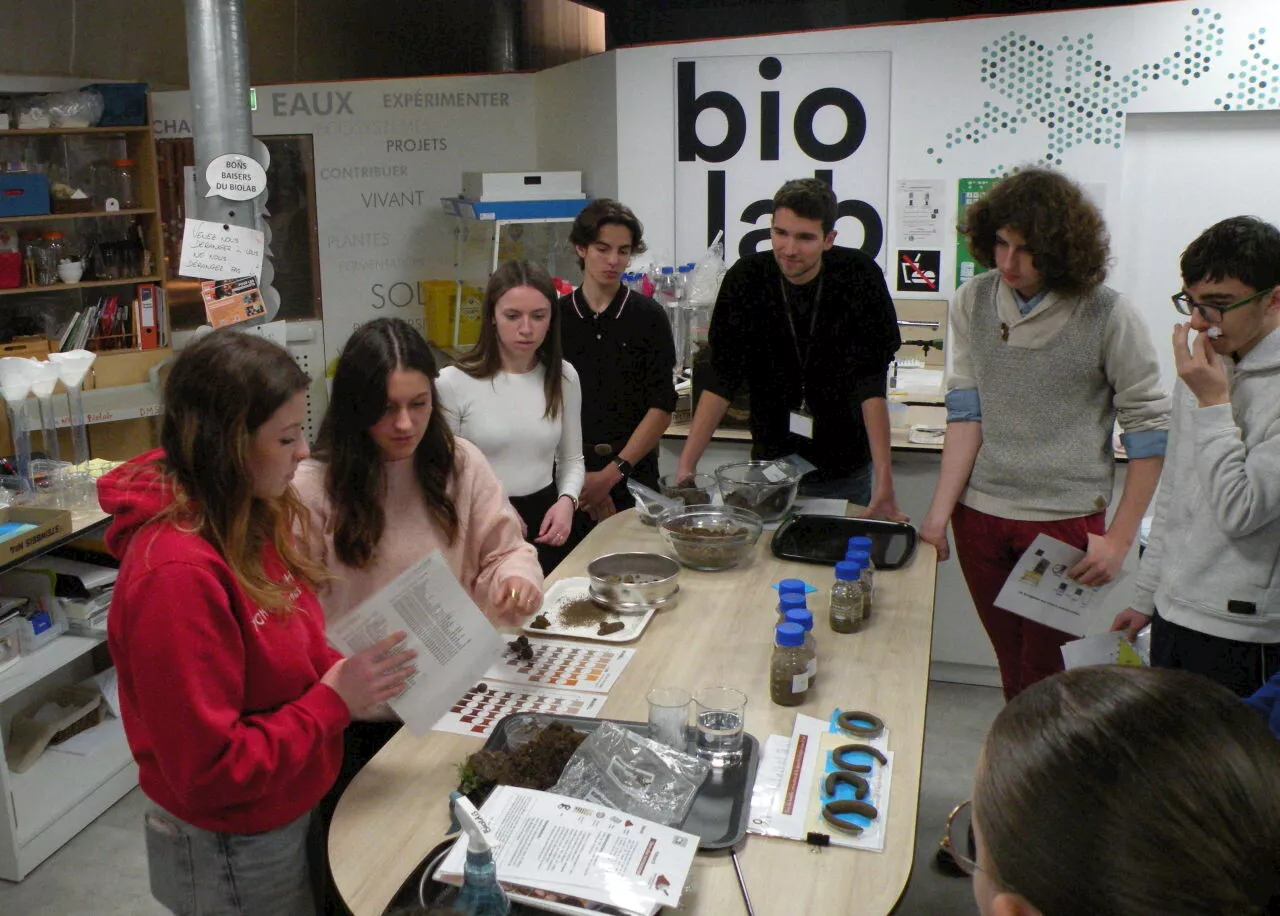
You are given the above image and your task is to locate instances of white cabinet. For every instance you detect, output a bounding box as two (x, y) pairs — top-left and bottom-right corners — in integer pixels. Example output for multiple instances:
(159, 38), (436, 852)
(0, 509), (136, 882)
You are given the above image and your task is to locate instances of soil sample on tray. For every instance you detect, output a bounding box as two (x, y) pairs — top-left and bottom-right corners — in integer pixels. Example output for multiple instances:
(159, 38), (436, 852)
(457, 720), (586, 805)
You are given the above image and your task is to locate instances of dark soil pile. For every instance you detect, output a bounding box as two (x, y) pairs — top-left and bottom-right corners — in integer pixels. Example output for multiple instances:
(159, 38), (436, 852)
(458, 721), (586, 804)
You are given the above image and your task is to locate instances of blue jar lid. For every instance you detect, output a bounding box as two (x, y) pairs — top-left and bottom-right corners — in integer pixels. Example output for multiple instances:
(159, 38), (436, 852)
(779, 593), (807, 612)
(845, 549), (871, 565)
(776, 622), (805, 647)
(784, 608), (814, 631)
(835, 560), (861, 581)
(847, 536), (873, 551)
(778, 578), (807, 595)
(661, 265), (674, 274)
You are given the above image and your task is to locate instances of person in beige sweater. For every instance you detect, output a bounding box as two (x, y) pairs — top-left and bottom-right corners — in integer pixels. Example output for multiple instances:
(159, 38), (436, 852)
(295, 318), (543, 624)
(293, 317), (542, 911)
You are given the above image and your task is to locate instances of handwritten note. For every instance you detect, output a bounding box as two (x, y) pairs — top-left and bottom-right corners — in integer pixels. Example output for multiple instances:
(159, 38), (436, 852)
(179, 218), (265, 281)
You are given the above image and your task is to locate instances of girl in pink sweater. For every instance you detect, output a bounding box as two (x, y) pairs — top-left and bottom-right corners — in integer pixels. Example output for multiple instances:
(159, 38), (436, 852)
(294, 317), (542, 910)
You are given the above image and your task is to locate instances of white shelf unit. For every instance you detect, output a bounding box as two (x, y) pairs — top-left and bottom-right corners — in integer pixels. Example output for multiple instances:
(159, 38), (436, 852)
(0, 509), (134, 882)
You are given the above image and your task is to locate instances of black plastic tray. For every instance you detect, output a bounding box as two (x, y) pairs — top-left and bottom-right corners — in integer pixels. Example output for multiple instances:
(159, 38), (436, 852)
(771, 515), (918, 568)
(485, 711), (759, 852)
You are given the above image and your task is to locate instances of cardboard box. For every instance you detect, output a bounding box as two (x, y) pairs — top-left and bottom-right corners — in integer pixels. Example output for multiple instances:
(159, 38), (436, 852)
(461, 170), (583, 201)
(0, 174), (51, 218)
(0, 508), (74, 567)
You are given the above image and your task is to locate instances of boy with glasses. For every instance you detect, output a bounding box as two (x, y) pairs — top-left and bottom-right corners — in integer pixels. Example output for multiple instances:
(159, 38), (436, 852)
(1113, 216), (1280, 697)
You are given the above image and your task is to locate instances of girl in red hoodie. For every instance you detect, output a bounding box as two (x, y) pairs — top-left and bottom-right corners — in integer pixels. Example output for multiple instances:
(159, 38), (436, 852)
(101, 330), (415, 916)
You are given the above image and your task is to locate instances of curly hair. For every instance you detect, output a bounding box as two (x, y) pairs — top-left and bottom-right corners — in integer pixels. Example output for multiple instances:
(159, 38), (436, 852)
(961, 167), (1109, 296)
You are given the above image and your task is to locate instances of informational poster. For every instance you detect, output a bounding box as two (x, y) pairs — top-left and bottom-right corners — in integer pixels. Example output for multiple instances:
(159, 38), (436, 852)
(895, 249), (941, 292)
(955, 177), (997, 288)
(894, 178), (945, 246)
(673, 50), (891, 266)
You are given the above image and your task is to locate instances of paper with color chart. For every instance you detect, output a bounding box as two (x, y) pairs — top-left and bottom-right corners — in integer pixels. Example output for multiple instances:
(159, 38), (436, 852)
(437, 786), (697, 916)
(482, 637), (634, 693)
(326, 550), (505, 736)
(432, 680), (607, 738)
(994, 534), (1118, 637)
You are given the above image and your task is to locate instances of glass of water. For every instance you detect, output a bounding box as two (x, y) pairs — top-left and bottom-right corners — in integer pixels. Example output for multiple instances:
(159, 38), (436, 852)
(694, 685), (747, 767)
(647, 686), (691, 752)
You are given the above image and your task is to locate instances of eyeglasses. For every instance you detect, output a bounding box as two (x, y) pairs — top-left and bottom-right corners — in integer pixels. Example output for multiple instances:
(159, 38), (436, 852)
(940, 798), (979, 877)
(1171, 285), (1275, 323)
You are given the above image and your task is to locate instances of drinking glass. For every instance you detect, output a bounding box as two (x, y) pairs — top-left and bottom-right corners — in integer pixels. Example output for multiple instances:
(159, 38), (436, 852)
(694, 685), (747, 767)
(647, 686), (691, 752)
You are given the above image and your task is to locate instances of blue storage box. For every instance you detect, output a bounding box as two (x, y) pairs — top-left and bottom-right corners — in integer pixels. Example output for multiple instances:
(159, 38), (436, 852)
(0, 174), (50, 218)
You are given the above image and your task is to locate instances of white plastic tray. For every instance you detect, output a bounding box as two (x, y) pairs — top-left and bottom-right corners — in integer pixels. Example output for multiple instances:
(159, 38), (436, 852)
(525, 577), (656, 643)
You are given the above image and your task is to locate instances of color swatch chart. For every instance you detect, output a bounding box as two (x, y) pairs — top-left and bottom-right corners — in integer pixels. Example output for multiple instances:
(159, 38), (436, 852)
(432, 681), (607, 738)
(484, 638), (634, 693)
(431, 638), (633, 738)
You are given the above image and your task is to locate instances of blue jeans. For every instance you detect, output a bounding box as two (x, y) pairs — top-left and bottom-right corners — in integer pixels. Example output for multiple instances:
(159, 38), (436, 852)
(798, 465), (874, 508)
(144, 803), (316, 916)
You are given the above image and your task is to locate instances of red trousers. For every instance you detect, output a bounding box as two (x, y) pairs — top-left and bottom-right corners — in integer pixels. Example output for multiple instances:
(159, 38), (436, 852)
(951, 503), (1106, 701)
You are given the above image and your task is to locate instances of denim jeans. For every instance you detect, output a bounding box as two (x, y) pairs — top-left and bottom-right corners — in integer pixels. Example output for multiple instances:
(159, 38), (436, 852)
(144, 803), (316, 916)
(798, 464), (874, 508)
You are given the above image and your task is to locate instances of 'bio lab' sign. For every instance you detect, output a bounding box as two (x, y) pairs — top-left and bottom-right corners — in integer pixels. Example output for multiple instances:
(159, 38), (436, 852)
(674, 51), (890, 266)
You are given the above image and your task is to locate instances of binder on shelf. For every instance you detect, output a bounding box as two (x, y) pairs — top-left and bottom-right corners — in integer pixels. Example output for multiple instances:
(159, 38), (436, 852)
(136, 283), (159, 350)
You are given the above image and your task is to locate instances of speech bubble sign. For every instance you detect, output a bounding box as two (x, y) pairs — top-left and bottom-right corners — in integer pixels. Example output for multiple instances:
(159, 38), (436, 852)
(204, 153), (267, 201)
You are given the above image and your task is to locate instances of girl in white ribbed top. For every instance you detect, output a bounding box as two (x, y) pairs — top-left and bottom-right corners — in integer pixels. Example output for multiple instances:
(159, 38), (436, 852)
(437, 260), (585, 574)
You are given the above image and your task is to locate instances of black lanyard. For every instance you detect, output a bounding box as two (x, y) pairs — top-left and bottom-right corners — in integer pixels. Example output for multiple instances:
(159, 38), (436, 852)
(778, 275), (823, 411)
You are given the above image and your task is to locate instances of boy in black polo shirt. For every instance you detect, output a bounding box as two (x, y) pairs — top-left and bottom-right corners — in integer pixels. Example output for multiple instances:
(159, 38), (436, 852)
(560, 199), (677, 518)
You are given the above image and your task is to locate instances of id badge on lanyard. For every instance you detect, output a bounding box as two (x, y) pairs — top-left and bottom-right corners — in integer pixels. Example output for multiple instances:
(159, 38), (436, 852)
(782, 277), (822, 440)
(789, 406), (814, 439)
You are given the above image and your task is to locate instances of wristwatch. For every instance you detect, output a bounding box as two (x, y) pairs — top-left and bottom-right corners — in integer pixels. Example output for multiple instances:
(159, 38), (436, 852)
(612, 456), (633, 478)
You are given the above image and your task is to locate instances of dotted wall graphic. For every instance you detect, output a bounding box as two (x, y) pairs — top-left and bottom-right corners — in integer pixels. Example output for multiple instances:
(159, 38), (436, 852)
(926, 7), (1243, 174)
(1218, 28), (1275, 109)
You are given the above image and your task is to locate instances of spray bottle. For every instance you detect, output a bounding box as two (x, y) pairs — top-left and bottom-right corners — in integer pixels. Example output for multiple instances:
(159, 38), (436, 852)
(452, 795), (511, 915)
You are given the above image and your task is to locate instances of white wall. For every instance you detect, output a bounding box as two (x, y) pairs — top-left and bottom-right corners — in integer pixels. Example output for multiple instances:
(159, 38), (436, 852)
(534, 53), (619, 202)
(154, 73), (538, 359)
(609, 0), (1280, 295)
(1115, 109), (1280, 390)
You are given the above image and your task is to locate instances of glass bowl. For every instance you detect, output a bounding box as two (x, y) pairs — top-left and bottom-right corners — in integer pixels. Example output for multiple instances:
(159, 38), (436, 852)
(658, 473), (717, 508)
(713, 460), (802, 523)
(658, 505), (764, 571)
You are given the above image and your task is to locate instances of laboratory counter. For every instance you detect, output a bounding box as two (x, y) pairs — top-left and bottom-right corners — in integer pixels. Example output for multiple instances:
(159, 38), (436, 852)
(329, 509), (939, 916)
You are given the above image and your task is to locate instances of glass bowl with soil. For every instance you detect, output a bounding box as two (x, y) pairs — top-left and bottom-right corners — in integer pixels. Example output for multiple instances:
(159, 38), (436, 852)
(658, 504), (763, 571)
(714, 460), (802, 523)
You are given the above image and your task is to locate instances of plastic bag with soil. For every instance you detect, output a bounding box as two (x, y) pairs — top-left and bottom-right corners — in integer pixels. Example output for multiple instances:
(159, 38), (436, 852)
(551, 721), (709, 827)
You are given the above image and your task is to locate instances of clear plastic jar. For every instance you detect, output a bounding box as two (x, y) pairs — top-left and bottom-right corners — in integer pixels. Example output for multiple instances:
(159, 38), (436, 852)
(783, 608), (817, 689)
(845, 548), (875, 619)
(113, 158), (137, 209)
(830, 560), (866, 634)
(770, 622), (810, 706)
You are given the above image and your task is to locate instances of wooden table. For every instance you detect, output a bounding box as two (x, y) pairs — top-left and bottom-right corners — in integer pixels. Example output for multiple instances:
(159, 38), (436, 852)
(330, 512), (938, 915)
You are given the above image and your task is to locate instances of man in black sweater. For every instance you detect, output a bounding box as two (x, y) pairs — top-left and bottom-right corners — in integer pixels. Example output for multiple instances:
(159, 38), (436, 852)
(676, 178), (905, 518)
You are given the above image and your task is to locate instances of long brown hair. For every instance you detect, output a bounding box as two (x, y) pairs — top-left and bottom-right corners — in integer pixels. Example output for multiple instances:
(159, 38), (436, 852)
(313, 318), (459, 569)
(455, 259), (565, 419)
(975, 666), (1280, 915)
(157, 329), (324, 609)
